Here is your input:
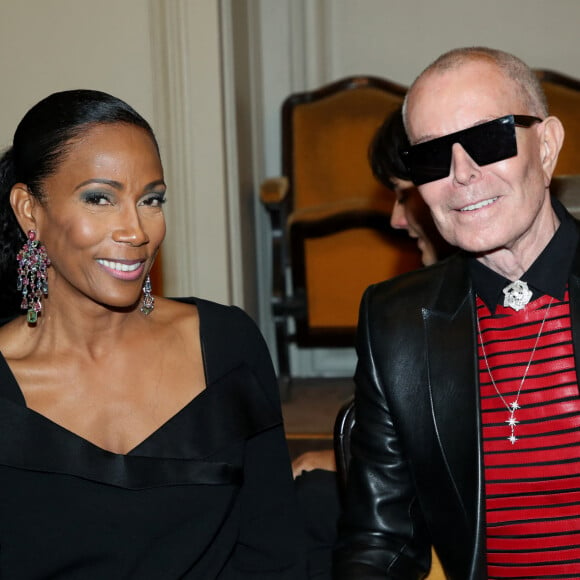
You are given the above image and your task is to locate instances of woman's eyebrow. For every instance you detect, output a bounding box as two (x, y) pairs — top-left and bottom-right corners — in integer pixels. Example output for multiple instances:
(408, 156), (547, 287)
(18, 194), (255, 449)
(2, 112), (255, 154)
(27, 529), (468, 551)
(74, 178), (166, 191)
(74, 178), (123, 191)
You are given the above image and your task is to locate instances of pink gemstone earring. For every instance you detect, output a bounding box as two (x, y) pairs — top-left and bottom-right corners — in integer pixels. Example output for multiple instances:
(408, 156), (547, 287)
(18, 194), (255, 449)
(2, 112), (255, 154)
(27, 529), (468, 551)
(16, 230), (51, 323)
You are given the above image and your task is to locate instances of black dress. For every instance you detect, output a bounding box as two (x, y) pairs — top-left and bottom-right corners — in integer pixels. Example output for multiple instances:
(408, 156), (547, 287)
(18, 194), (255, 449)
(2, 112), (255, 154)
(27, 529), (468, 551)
(0, 298), (307, 579)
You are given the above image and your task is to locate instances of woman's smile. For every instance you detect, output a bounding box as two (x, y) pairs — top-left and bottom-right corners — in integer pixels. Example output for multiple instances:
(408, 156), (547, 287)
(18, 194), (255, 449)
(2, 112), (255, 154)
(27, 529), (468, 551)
(96, 259), (146, 281)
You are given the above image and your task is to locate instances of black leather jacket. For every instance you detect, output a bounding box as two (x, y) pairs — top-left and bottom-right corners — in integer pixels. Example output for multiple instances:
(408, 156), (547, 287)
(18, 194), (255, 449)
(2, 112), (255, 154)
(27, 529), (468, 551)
(334, 245), (580, 579)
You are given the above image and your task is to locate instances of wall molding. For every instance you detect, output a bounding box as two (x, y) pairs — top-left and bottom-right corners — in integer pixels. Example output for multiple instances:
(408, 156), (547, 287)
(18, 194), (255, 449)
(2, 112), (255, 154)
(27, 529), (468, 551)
(148, 0), (231, 303)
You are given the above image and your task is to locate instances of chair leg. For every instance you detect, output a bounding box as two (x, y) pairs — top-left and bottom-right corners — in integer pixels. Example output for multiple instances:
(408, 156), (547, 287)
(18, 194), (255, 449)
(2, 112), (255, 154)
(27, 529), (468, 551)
(274, 316), (292, 401)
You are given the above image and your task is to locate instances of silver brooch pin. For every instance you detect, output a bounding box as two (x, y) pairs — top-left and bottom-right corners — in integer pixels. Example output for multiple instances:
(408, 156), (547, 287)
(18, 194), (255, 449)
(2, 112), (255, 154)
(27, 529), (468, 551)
(503, 280), (532, 311)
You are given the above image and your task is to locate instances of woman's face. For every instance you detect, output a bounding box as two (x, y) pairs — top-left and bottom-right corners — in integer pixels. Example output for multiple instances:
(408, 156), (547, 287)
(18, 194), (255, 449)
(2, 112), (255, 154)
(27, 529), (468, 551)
(27, 122), (166, 312)
(390, 177), (444, 266)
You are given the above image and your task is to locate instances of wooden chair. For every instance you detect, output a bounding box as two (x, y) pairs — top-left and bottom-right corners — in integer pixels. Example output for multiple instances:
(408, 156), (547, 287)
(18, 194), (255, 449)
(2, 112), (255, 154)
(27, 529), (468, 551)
(260, 76), (423, 398)
(535, 69), (580, 176)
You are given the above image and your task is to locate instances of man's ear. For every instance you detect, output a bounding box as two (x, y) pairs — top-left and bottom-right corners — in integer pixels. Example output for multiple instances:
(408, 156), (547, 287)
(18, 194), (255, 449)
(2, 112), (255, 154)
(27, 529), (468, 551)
(539, 116), (565, 186)
(10, 184), (40, 234)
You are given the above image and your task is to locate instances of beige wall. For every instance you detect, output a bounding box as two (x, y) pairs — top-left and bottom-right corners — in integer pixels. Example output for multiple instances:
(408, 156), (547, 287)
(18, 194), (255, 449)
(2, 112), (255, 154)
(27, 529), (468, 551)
(0, 0), (155, 148)
(331, 0), (580, 84)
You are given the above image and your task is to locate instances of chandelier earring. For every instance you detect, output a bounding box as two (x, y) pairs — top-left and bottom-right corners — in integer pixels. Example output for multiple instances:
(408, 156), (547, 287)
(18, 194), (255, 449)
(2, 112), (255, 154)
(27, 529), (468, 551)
(16, 230), (51, 324)
(140, 274), (155, 316)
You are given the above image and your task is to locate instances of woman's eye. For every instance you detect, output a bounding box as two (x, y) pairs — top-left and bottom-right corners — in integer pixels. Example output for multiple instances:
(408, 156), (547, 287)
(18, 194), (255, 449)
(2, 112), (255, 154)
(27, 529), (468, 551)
(82, 192), (112, 205)
(141, 193), (167, 207)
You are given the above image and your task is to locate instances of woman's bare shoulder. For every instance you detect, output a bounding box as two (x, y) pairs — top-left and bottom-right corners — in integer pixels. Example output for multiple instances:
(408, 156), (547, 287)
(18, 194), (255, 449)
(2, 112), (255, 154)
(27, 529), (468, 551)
(149, 297), (200, 343)
(0, 316), (32, 359)
(153, 297), (198, 323)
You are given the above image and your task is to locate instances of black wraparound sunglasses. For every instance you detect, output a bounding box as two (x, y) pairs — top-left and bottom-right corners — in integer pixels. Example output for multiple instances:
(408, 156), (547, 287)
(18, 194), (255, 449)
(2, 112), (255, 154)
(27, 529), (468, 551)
(400, 114), (542, 186)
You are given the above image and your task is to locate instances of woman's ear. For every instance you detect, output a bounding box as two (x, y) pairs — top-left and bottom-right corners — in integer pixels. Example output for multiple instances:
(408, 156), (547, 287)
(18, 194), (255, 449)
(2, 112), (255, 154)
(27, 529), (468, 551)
(539, 116), (565, 186)
(10, 184), (39, 234)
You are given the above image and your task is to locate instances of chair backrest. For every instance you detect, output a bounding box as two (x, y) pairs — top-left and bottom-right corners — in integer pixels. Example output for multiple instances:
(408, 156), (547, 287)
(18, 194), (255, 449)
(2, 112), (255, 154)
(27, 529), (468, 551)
(283, 76), (406, 211)
(535, 69), (580, 175)
(282, 76), (423, 346)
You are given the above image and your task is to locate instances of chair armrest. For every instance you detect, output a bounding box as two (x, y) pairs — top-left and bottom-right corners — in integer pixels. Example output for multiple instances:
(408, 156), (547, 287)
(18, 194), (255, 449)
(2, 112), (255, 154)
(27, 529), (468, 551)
(260, 176), (289, 207)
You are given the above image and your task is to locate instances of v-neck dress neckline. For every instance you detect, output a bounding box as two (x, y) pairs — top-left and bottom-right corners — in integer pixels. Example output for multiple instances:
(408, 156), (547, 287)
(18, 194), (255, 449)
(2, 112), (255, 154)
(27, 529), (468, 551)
(0, 297), (304, 579)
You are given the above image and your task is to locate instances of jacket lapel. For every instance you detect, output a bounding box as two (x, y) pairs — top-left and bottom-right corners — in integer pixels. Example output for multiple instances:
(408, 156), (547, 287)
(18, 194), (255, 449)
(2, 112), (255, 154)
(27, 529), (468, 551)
(422, 255), (487, 577)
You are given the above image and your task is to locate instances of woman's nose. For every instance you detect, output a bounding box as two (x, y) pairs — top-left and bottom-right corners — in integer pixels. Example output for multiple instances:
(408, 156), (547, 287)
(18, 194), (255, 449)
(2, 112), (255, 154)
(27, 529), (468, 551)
(112, 207), (149, 246)
(390, 201), (409, 230)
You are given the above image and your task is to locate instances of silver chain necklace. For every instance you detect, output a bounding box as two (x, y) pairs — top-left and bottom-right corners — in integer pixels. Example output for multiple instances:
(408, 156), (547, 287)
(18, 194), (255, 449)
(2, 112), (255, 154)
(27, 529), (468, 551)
(476, 297), (553, 444)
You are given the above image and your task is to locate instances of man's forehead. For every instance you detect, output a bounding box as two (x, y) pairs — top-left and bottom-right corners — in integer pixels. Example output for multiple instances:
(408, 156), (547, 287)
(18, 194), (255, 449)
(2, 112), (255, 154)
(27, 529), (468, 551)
(406, 62), (522, 141)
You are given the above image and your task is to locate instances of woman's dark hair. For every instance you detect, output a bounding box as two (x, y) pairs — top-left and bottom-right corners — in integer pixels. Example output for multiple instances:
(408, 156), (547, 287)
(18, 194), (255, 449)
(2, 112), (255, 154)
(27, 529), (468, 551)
(369, 106), (410, 189)
(0, 89), (158, 318)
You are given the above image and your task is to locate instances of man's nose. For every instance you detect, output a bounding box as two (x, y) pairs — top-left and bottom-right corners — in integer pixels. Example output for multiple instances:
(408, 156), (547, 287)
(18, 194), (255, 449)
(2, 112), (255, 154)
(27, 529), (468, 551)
(450, 143), (483, 186)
